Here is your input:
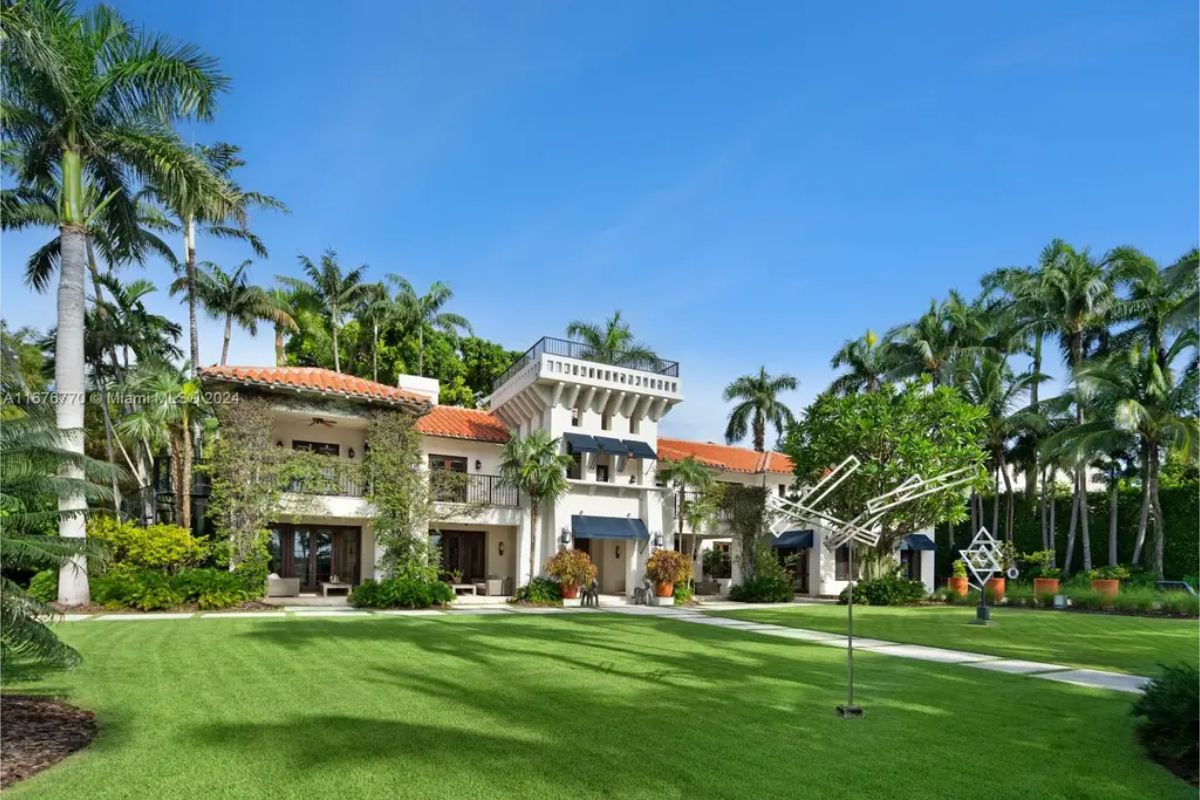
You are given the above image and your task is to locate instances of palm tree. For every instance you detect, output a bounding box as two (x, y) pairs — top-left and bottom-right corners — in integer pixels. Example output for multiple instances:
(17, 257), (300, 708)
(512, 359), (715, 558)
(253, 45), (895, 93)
(958, 358), (1044, 541)
(280, 250), (369, 373)
(565, 311), (658, 370)
(886, 292), (992, 386)
(261, 284), (301, 367)
(146, 142), (286, 370)
(393, 278), (473, 376)
(1064, 339), (1197, 578)
(723, 367), (798, 452)
(118, 361), (210, 531)
(2, 0), (229, 604)
(359, 282), (399, 382)
(658, 455), (718, 560)
(172, 260), (283, 365)
(1107, 246), (1198, 370)
(498, 430), (573, 583)
(827, 329), (892, 395)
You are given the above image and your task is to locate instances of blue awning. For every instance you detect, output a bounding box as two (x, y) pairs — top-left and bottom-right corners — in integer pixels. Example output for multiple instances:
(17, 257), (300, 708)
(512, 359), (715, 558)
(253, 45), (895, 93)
(571, 514), (650, 541)
(594, 436), (629, 455)
(564, 433), (598, 454)
(771, 529), (814, 549)
(623, 439), (657, 459)
(900, 533), (936, 551)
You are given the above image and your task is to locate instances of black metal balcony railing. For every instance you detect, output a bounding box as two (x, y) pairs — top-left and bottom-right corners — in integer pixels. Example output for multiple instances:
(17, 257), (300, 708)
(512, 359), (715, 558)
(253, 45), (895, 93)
(285, 462), (367, 497)
(676, 491), (732, 523)
(493, 336), (680, 390)
(433, 473), (520, 507)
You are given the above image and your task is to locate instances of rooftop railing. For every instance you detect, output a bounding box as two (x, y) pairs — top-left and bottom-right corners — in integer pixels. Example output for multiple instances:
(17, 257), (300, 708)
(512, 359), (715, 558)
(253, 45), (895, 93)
(493, 336), (679, 391)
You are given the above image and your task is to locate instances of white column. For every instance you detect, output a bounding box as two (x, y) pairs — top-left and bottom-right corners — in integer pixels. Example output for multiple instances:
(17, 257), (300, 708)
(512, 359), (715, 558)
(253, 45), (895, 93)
(730, 536), (744, 585)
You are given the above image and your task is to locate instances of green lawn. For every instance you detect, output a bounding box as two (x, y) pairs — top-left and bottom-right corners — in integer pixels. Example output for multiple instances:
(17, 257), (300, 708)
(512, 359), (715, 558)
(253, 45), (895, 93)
(4, 613), (1190, 799)
(714, 604), (1200, 675)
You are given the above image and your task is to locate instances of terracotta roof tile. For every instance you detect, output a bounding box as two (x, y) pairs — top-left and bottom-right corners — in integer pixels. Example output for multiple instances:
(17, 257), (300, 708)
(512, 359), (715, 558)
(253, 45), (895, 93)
(415, 406), (510, 443)
(656, 437), (794, 475)
(199, 366), (431, 409)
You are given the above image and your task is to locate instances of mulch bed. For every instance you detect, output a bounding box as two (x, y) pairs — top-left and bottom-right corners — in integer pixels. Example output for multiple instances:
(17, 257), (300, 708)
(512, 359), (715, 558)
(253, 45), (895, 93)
(1, 695), (97, 788)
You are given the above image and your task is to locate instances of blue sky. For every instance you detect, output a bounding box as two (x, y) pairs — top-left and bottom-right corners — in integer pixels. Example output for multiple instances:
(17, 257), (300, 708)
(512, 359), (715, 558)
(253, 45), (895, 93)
(2, 0), (1196, 441)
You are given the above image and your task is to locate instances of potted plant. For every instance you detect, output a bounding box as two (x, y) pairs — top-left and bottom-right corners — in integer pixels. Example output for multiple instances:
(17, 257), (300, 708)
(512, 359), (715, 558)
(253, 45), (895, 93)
(1090, 565), (1129, 597)
(986, 542), (1017, 602)
(645, 549), (692, 604)
(1033, 567), (1062, 597)
(948, 560), (969, 597)
(544, 549), (597, 601)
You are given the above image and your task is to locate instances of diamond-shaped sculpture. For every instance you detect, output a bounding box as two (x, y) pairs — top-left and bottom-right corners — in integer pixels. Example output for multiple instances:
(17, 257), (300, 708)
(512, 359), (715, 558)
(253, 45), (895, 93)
(958, 528), (1002, 589)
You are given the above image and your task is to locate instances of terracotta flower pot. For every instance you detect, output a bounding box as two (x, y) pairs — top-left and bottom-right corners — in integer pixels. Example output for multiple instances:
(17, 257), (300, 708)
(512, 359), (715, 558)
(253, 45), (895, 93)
(1033, 578), (1060, 596)
(986, 577), (1006, 601)
(560, 583), (579, 599)
(947, 576), (969, 597)
(654, 581), (674, 598)
(1091, 578), (1120, 598)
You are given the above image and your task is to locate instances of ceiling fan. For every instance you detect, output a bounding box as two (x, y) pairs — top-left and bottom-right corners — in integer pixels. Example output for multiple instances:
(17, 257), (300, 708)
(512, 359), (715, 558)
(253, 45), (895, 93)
(308, 417), (337, 427)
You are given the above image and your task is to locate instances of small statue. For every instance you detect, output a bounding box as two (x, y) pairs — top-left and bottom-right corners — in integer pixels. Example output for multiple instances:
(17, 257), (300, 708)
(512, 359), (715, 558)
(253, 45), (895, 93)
(581, 579), (600, 608)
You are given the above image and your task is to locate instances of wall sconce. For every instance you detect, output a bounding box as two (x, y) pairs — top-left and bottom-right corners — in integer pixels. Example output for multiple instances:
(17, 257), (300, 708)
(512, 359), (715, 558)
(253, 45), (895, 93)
(498, 541), (504, 556)
(275, 440), (283, 447)
(652, 532), (664, 548)
(348, 447), (356, 459)
(615, 545), (621, 559)
(475, 459), (482, 471)
(559, 529), (571, 547)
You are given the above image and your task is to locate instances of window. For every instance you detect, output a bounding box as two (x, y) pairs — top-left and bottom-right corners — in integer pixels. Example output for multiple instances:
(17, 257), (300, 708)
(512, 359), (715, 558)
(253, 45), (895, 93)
(835, 545), (859, 581)
(292, 440), (339, 457)
(900, 550), (920, 580)
(428, 455), (467, 473)
(596, 463), (610, 483)
(601, 411), (611, 431)
(778, 484), (787, 497)
(571, 406), (581, 427)
(568, 453), (583, 480)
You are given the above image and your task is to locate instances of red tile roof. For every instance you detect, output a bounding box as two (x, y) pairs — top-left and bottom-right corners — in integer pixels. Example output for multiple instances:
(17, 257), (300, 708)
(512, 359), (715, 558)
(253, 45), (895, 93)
(199, 366), (431, 409)
(415, 405), (511, 443)
(656, 437), (794, 475)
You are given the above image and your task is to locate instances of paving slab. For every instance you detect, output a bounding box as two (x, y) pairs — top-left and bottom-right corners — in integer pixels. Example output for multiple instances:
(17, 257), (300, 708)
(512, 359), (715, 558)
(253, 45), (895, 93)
(95, 612), (195, 621)
(446, 607), (513, 615)
(1033, 669), (1150, 694)
(851, 643), (997, 663)
(812, 636), (896, 649)
(371, 609), (445, 616)
(58, 614), (94, 622)
(965, 659), (1070, 675)
(754, 627), (846, 642)
(505, 606), (570, 614)
(290, 610), (370, 617)
(199, 611), (289, 619)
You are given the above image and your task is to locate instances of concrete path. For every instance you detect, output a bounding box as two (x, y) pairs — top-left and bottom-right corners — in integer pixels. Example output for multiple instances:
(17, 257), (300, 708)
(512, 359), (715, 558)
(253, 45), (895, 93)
(58, 603), (1151, 694)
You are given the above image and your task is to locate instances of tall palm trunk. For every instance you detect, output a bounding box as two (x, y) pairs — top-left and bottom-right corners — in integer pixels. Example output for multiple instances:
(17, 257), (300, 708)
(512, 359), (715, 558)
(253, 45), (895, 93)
(1149, 447), (1165, 579)
(1062, 479), (1079, 576)
(417, 326), (424, 376)
(171, 424), (193, 531)
(184, 215), (200, 371)
(1025, 334), (1042, 500)
(752, 413), (765, 453)
(992, 468), (1000, 534)
(274, 323), (287, 366)
(1048, 472), (1058, 567)
(331, 319), (341, 373)
(1039, 468), (1049, 550)
(528, 496), (539, 581)
(999, 453), (1015, 541)
(1132, 445), (1151, 565)
(221, 313), (233, 365)
(56, 221), (90, 604)
(1079, 471), (1092, 572)
(372, 320), (379, 383)
(1107, 480), (1119, 566)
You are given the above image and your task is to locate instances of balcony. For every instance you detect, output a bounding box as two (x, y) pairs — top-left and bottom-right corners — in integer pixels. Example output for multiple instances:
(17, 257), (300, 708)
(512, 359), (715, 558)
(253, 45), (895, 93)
(285, 461), (367, 497)
(432, 473), (520, 508)
(493, 336), (679, 391)
(676, 491), (732, 522)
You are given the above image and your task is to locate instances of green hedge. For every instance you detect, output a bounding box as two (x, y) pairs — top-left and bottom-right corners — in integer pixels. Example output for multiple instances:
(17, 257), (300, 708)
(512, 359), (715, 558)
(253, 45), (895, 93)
(936, 486), (1199, 580)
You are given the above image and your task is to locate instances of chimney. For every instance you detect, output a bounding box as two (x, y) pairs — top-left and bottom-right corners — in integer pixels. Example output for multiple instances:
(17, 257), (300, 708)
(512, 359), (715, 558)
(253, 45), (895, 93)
(397, 374), (440, 406)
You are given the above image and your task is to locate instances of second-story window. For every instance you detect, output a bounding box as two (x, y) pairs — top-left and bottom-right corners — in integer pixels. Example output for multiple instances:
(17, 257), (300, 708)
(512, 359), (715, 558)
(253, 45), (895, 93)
(293, 440), (340, 457)
(596, 463), (610, 483)
(571, 406), (581, 426)
(568, 453), (582, 480)
(428, 455), (467, 473)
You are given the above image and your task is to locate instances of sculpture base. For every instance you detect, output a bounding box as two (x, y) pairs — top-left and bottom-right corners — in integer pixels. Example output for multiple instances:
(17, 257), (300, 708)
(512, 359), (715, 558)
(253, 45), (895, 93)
(972, 605), (991, 625)
(836, 704), (864, 719)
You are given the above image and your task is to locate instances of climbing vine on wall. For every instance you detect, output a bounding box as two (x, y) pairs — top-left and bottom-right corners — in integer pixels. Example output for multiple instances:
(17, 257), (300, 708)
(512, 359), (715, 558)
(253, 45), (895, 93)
(721, 485), (769, 581)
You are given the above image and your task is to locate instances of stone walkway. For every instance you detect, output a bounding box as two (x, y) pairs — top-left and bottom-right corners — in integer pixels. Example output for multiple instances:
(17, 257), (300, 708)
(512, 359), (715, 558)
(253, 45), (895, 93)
(60, 602), (1151, 694)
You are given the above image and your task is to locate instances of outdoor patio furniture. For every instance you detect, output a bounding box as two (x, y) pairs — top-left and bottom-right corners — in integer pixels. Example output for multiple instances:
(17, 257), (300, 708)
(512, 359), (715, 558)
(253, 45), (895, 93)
(480, 576), (506, 596)
(451, 583), (477, 596)
(320, 581), (352, 597)
(266, 576), (300, 597)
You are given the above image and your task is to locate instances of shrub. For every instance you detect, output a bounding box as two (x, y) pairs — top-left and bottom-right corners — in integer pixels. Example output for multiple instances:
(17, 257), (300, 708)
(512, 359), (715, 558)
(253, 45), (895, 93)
(27, 570), (57, 603)
(1004, 585), (1033, 608)
(1131, 664), (1199, 783)
(1089, 564), (1130, 581)
(1113, 588), (1156, 615)
(171, 568), (258, 610)
(544, 548), (597, 588)
(87, 516), (206, 572)
(951, 560), (967, 578)
(730, 575), (793, 603)
(1066, 588), (1111, 611)
(511, 577), (562, 606)
(349, 576), (454, 609)
(90, 565), (259, 611)
(1159, 591), (1200, 618)
(645, 549), (693, 585)
(673, 581), (694, 605)
(702, 548), (731, 579)
(839, 574), (927, 606)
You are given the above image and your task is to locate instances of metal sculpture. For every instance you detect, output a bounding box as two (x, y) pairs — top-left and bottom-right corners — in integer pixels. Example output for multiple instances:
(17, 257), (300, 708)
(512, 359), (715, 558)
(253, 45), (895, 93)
(767, 460), (978, 719)
(958, 527), (1016, 624)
